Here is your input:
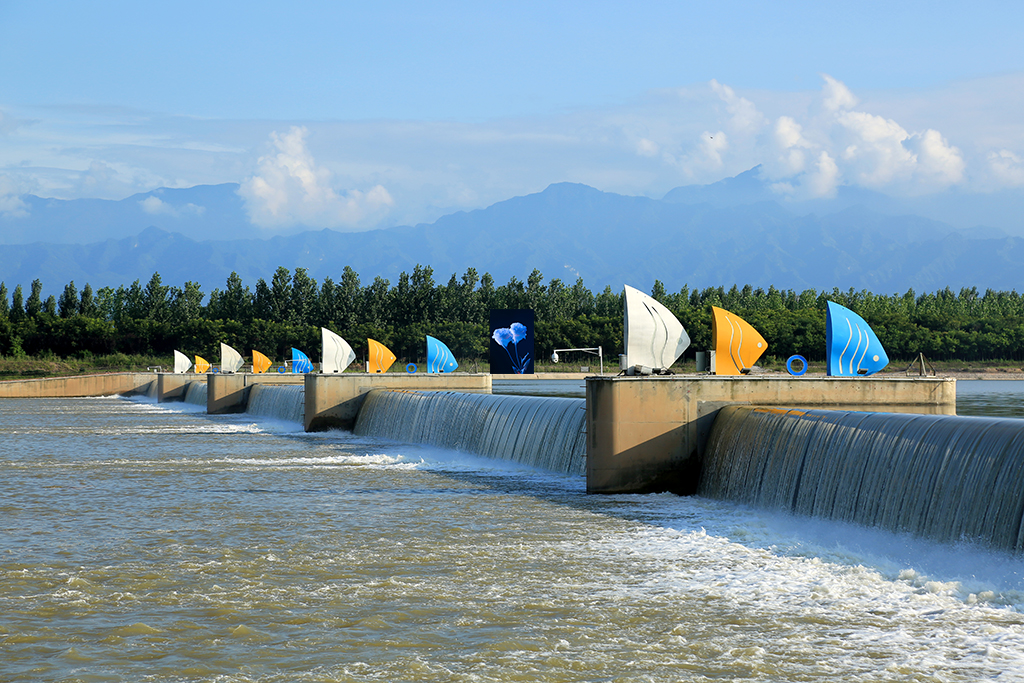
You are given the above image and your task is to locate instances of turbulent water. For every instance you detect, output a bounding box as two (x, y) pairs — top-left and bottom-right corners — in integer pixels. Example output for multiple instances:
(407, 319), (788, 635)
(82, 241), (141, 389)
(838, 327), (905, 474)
(2, 382), (1024, 680)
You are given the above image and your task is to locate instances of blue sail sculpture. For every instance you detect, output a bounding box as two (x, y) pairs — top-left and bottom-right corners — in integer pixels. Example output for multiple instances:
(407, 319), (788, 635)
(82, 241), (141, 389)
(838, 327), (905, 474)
(826, 302), (889, 376)
(291, 348), (314, 374)
(426, 335), (459, 373)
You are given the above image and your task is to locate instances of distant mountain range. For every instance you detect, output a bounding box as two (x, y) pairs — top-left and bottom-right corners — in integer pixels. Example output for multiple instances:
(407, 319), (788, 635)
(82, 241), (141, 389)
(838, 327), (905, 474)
(1, 170), (1022, 296)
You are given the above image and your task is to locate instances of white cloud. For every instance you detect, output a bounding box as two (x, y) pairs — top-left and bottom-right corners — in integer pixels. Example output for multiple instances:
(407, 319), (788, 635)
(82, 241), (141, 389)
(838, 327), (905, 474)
(821, 74), (858, 112)
(0, 175), (28, 218)
(698, 131), (728, 168)
(140, 195), (173, 214)
(239, 126), (394, 230)
(906, 129), (965, 186)
(710, 79), (767, 135)
(139, 195), (206, 216)
(836, 110), (918, 186)
(771, 116), (812, 176)
(636, 138), (659, 157)
(740, 75), (967, 197)
(988, 149), (1024, 186)
(807, 151), (840, 198)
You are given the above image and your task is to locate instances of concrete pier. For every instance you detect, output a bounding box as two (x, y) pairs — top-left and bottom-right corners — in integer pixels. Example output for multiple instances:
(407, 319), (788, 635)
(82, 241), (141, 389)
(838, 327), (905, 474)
(155, 373), (204, 402)
(304, 373), (492, 431)
(585, 375), (956, 495)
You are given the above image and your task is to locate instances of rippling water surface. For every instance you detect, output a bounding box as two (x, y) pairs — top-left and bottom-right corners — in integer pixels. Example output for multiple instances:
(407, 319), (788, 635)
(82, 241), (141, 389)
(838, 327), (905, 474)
(2, 384), (1024, 681)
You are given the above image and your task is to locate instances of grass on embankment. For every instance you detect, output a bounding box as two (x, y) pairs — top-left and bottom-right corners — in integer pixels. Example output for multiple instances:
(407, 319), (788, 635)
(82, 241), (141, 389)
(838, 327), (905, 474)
(0, 354), (173, 380)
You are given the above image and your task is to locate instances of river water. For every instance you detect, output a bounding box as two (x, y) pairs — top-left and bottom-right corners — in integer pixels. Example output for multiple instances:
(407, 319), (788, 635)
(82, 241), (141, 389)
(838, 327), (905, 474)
(3, 381), (1024, 681)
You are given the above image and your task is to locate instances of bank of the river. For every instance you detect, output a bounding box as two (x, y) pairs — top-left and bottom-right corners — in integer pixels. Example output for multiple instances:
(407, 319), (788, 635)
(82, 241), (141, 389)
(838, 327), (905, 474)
(3, 355), (1023, 381)
(0, 354), (172, 380)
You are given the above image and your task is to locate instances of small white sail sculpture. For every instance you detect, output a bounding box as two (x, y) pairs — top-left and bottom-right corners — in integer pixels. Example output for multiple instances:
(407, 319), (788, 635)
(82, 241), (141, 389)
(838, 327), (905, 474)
(321, 327), (356, 374)
(220, 343), (244, 374)
(173, 350), (192, 374)
(623, 284), (691, 371)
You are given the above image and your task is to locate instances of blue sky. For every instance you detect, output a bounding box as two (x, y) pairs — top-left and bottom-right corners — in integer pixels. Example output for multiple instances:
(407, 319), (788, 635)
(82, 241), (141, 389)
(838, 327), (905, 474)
(2, 1), (1023, 233)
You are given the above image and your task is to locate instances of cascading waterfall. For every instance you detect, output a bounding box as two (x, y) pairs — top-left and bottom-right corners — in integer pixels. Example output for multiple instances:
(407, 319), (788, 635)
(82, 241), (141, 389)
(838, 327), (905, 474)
(354, 390), (587, 475)
(183, 382), (207, 406)
(701, 406), (1024, 551)
(245, 384), (304, 424)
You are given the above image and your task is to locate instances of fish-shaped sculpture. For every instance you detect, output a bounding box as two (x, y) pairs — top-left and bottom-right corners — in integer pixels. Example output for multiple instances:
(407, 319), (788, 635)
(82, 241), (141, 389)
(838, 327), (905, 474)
(173, 350), (192, 374)
(291, 348), (314, 374)
(251, 350), (272, 374)
(194, 356), (211, 374)
(623, 285), (690, 371)
(367, 338), (396, 373)
(426, 335), (459, 373)
(711, 306), (768, 375)
(221, 343), (244, 374)
(321, 327), (356, 374)
(826, 301), (889, 376)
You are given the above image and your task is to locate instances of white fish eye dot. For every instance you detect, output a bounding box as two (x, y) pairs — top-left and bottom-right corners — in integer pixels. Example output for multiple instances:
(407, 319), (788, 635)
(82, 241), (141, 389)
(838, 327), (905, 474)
(757, 342), (762, 348)
(873, 355), (879, 362)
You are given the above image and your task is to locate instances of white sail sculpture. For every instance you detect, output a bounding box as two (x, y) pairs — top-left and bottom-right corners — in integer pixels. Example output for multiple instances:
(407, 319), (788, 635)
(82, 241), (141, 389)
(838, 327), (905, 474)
(220, 343), (244, 374)
(321, 327), (356, 374)
(173, 350), (193, 374)
(623, 284), (691, 373)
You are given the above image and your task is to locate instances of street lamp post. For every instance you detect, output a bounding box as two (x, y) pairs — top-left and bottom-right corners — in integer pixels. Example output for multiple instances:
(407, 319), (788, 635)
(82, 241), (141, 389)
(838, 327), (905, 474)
(550, 346), (603, 375)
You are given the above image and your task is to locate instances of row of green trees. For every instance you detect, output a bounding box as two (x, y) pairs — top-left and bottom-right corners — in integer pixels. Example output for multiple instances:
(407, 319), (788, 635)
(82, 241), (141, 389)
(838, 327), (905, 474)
(1, 266), (1023, 364)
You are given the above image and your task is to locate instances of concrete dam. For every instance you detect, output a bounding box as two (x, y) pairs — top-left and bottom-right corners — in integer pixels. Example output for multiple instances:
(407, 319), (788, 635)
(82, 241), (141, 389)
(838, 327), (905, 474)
(10, 370), (1022, 552)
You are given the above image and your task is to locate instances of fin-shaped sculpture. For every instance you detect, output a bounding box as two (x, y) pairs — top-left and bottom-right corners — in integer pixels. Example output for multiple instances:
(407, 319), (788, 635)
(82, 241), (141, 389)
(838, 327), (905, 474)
(367, 338), (396, 374)
(292, 348), (314, 374)
(220, 343), (244, 374)
(826, 302), (889, 376)
(426, 335), (459, 373)
(322, 327), (356, 374)
(623, 285), (691, 371)
(252, 350), (272, 374)
(194, 355), (211, 374)
(173, 350), (192, 374)
(711, 306), (768, 375)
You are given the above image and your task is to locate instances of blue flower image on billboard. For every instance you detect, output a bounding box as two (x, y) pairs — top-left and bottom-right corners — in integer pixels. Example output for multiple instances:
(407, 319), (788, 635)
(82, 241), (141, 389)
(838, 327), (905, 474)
(490, 309), (534, 374)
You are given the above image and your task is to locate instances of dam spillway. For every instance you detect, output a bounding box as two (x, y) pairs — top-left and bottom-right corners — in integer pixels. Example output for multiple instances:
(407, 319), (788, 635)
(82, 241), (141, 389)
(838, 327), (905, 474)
(701, 406), (1024, 551)
(245, 384), (305, 424)
(353, 390), (587, 476)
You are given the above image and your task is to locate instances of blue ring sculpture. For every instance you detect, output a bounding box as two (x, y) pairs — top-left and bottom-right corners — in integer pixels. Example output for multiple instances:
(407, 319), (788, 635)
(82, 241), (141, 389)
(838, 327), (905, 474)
(277, 366), (286, 373)
(786, 355), (808, 376)
(406, 363), (417, 374)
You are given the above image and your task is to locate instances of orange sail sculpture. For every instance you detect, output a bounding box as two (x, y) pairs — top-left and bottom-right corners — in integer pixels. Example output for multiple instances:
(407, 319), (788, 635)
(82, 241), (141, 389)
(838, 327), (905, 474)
(194, 355), (211, 374)
(252, 350), (272, 374)
(367, 338), (396, 374)
(711, 306), (768, 375)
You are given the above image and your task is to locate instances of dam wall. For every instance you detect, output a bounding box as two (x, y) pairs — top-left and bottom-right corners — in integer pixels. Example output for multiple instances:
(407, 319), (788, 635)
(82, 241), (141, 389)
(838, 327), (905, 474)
(0, 372), (157, 398)
(585, 375), (956, 495)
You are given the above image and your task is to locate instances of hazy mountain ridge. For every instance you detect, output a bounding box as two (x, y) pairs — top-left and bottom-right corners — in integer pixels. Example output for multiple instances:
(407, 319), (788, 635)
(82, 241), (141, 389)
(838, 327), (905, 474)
(1, 175), (1021, 296)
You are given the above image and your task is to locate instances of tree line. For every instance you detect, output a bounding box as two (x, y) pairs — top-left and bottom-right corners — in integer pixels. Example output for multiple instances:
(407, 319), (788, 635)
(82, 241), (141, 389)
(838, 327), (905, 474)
(1, 265), (1023, 365)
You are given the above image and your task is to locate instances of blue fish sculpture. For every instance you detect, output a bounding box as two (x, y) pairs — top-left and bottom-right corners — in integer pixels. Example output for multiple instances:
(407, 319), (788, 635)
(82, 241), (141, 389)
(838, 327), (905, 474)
(292, 347), (314, 374)
(426, 335), (459, 373)
(826, 302), (889, 376)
